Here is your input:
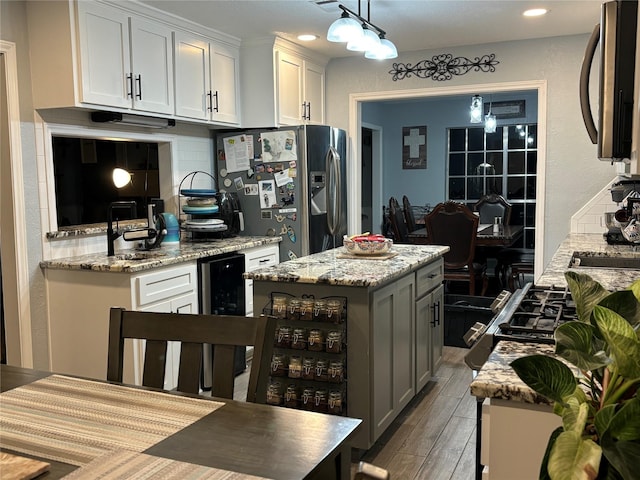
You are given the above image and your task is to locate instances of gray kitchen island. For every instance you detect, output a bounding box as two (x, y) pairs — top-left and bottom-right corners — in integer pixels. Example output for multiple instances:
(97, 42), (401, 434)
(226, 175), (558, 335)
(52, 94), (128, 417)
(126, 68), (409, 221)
(245, 244), (449, 450)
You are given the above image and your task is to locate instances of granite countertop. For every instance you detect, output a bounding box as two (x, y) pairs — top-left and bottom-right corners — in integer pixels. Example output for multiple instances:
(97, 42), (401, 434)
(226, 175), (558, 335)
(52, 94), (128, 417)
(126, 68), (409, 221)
(39, 236), (281, 273)
(469, 341), (559, 404)
(538, 233), (640, 291)
(244, 244), (449, 287)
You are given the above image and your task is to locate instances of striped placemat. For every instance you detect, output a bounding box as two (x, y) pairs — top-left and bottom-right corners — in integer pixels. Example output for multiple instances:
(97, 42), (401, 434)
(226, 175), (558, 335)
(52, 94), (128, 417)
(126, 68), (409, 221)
(0, 375), (223, 467)
(63, 449), (272, 480)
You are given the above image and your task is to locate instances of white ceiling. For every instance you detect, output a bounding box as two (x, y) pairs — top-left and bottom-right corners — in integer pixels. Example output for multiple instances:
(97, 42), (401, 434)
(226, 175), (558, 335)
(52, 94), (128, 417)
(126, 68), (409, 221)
(139, 0), (603, 59)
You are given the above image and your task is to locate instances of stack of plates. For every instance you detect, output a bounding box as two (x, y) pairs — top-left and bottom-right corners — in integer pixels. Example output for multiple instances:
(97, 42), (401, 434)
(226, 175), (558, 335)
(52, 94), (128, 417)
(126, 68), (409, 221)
(182, 205), (219, 214)
(184, 218), (227, 232)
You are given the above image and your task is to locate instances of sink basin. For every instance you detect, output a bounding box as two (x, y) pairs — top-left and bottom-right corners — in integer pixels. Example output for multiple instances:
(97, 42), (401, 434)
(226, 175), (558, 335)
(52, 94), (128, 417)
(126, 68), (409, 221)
(569, 252), (640, 269)
(111, 251), (167, 261)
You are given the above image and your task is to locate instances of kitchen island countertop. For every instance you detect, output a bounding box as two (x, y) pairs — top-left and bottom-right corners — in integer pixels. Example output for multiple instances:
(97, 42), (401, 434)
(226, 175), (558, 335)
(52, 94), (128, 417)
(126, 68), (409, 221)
(537, 233), (640, 291)
(244, 244), (449, 287)
(39, 236), (282, 273)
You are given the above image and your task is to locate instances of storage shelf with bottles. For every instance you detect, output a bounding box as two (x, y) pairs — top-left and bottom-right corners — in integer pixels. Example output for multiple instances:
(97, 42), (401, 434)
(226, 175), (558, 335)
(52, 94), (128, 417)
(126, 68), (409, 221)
(177, 171), (227, 241)
(263, 292), (347, 416)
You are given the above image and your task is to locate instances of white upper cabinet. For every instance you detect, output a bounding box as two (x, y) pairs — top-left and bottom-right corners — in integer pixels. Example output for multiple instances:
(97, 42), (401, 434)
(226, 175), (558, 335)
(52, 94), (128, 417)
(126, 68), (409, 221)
(174, 31), (240, 125)
(77, 2), (174, 114)
(241, 37), (327, 128)
(277, 50), (325, 126)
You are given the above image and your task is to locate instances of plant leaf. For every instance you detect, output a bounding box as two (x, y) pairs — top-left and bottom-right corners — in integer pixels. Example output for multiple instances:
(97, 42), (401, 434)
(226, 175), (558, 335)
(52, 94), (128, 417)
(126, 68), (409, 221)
(593, 305), (640, 379)
(600, 436), (640, 480)
(540, 426), (564, 480)
(562, 397), (589, 435)
(555, 321), (610, 371)
(547, 430), (602, 480)
(599, 290), (640, 329)
(565, 272), (611, 323)
(510, 355), (577, 404)
(604, 396), (640, 442)
(594, 404), (617, 439)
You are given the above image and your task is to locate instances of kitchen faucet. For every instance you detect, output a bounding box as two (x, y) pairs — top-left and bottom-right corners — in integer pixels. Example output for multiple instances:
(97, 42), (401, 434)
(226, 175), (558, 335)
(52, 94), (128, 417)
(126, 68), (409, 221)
(107, 201), (137, 256)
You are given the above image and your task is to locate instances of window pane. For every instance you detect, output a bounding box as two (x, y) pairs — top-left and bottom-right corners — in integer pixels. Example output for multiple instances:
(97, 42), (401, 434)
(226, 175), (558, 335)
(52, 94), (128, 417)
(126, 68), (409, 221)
(487, 152), (503, 174)
(487, 177), (502, 195)
(526, 177), (537, 199)
(508, 177), (525, 199)
(508, 125), (525, 149)
(449, 129), (466, 151)
(511, 203), (524, 225)
(449, 153), (465, 175)
(468, 128), (484, 151)
(485, 127), (503, 150)
(508, 151), (525, 174)
(449, 178), (465, 199)
(527, 125), (537, 148)
(527, 151), (537, 174)
(468, 152), (484, 174)
(467, 177), (482, 199)
(525, 203), (536, 227)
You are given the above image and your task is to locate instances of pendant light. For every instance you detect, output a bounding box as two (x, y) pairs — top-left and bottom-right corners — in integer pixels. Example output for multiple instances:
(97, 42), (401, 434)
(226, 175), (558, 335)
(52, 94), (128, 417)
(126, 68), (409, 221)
(470, 95), (483, 123)
(327, 1), (397, 60)
(112, 168), (132, 188)
(485, 97), (497, 133)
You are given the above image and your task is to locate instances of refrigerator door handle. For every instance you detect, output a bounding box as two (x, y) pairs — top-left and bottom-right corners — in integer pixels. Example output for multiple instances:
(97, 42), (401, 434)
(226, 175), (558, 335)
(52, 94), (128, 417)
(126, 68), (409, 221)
(326, 145), (341, 236)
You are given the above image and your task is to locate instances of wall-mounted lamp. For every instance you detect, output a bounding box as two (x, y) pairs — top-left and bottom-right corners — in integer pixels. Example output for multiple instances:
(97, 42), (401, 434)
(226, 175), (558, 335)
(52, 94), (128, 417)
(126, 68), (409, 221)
(470, 95), (483, 123)
(327, 1), (397, 60)
(112, 168), (132, 188)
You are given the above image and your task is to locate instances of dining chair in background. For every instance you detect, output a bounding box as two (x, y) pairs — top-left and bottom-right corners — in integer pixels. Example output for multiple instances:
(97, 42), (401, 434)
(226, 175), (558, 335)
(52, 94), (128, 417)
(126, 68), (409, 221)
(473, 193), (512, 225)
(107, 307), (277, 402)
(387, 197), (410, 243)
(424, 201), (488, 296)
(402, 195), (418, 232)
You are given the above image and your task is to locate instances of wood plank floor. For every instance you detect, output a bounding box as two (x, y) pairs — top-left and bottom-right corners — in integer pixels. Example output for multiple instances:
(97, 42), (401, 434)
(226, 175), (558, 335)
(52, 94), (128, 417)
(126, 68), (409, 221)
(234, 346), (476, 480)
(351, 346), (476, 480)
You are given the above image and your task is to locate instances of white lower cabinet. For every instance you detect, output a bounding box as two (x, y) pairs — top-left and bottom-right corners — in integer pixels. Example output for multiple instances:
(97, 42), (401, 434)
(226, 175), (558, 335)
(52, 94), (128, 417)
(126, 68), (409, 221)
(45, 262), (198, 385)
(243, 244), (279, 316)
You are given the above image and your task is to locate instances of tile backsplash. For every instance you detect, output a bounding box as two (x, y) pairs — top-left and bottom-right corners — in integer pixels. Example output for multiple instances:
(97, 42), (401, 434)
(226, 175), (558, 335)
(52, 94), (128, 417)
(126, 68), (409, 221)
(571, 177), (621, 234)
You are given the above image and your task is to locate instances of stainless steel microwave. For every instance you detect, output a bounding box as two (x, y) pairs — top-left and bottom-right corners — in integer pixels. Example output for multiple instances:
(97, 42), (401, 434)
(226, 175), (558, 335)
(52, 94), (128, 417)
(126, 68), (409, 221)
(580, 0), (638, 162)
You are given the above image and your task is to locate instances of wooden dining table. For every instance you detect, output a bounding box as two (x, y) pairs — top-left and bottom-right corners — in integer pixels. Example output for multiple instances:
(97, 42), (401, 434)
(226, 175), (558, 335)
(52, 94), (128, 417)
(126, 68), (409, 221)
(408, 224), (524, 247)
(0, 364), (361, 480)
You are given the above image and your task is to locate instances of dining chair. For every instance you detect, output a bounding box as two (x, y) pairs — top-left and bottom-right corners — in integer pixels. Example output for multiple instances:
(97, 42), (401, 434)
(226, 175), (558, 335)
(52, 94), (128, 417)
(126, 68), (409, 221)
(424, 201), (488, 296)
(473, 193), (512, 225)
(107, 307), (277, 403)
(388, 197), (410, 243)
(402, 195), (418, 232)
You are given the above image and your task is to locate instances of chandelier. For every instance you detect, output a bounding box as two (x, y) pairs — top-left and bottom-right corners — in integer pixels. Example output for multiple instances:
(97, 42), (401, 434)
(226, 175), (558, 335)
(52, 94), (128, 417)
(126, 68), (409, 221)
(327, 1), (398, 60)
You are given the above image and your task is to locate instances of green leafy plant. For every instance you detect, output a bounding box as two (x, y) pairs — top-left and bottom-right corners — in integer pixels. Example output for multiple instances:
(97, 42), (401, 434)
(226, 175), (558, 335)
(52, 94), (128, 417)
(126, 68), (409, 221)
(510, 272), (640, 480)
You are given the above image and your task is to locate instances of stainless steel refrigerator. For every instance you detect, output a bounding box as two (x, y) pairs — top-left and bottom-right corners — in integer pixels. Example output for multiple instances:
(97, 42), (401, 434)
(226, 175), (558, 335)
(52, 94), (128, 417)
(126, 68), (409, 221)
(215, 125), (347, 262)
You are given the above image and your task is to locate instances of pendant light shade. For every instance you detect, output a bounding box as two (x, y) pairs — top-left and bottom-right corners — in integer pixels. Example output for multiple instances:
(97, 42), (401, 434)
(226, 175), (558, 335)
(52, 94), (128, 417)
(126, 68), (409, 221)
(327, 12), (364, 42)
(470, 95), (483, 124)
(365, 36), (398, 59)
(484, 113), (497, 133)
(347, 26), (380, 52)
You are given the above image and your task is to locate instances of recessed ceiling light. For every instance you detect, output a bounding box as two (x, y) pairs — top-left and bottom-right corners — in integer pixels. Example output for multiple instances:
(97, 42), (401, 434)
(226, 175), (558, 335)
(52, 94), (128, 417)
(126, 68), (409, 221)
(523, 8), (548, 17)
(297, 34), (317, 41)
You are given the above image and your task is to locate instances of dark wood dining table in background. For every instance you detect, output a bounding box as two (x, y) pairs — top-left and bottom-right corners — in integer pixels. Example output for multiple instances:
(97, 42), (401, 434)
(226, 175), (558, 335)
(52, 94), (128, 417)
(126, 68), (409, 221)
(0, 364), (361, 480)
(408, 223), (524, 247)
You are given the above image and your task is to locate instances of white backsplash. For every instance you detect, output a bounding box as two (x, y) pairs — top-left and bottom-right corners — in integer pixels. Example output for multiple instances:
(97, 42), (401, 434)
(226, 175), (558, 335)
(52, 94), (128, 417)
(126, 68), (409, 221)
(570, 177), (621, 234)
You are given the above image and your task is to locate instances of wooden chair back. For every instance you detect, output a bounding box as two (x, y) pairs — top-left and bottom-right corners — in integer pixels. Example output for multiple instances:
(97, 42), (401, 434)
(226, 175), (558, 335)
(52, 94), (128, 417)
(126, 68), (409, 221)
(388, 197), (409, 243)
(402, 195), (417, 232)
(473, 193), (512, 225)
(107, 307), (277, 403)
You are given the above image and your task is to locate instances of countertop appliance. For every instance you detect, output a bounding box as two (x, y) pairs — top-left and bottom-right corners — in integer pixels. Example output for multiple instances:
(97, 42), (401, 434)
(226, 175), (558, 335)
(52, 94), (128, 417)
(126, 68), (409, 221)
(199, 253), (246, 389)
(215, 125), (347, 262)
(580, 0), (638, 161)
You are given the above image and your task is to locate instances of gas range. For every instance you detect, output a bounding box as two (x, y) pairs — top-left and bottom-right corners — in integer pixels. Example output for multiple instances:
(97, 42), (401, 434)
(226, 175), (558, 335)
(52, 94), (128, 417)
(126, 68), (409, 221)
(464, 283), (574, 370)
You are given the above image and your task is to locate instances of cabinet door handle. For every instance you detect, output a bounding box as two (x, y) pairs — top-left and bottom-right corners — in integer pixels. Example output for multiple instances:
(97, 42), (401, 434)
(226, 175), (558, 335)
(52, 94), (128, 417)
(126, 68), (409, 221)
(135, 75), (142, 100)
(301, 101), (308, 120)
(431, 301), (441, 327)
(307, 101), (311, 121)
(126, 74), (133, 98)
(213, 91), (219, 113)
(207, 91), (213, 112)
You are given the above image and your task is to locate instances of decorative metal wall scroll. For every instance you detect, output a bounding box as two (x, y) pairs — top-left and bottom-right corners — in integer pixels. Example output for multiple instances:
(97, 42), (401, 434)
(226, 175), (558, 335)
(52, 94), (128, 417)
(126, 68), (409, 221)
(389, 53), (499, 81)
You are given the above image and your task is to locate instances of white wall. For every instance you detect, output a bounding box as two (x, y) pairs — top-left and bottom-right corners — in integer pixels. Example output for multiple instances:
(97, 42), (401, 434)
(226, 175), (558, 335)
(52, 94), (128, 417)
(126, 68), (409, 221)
(324, 34), (618, 269)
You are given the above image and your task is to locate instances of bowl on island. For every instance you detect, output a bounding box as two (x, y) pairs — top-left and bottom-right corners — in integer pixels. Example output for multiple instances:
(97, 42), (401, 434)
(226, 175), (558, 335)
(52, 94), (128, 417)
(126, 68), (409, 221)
(343, 234), (393, 255)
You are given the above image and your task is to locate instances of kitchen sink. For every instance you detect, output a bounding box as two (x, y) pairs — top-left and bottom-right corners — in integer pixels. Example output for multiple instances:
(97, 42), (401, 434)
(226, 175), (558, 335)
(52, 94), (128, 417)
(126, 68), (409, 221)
(569, 252), (640, 269)
(111, 251), (167, 261)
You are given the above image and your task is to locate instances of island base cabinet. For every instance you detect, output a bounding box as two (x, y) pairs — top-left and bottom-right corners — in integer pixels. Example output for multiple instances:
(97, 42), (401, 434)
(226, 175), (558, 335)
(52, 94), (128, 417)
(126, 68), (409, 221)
(481, 398), (561, 480)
